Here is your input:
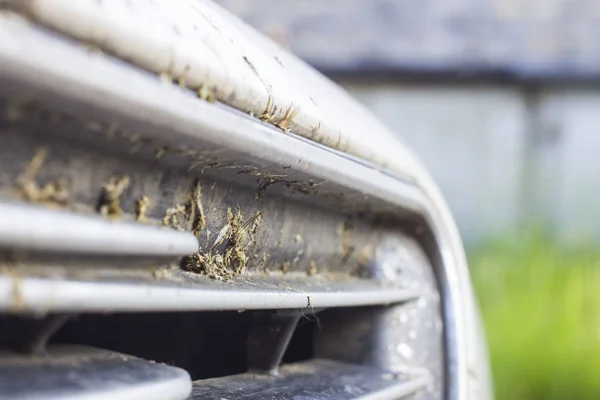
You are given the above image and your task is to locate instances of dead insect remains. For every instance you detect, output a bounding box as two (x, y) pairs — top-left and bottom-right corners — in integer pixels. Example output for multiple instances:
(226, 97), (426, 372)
(181, 206), (263, 279)
(99, 176), (130, 219)
(17, 148), (70, 206)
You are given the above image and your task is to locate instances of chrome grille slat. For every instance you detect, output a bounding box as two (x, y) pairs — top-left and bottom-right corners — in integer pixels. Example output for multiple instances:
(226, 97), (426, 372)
(0, 12), (426, 216)
(0, 202), (198, 257)
(0, 345), (192, 400)
(0, 273), (419, 313)
(190, 359), (429, 400)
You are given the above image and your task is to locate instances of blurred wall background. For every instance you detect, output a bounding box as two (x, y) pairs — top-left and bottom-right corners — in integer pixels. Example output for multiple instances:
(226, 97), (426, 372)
(217, 0), (600, 247)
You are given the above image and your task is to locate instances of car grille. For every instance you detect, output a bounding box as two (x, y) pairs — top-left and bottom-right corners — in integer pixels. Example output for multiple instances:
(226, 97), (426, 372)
(0, 10), (445, 400)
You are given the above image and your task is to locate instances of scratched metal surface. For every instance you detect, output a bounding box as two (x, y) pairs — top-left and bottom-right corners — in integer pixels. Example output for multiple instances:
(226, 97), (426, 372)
(1, 0), (423, 177)
(217, 0), (600, 80)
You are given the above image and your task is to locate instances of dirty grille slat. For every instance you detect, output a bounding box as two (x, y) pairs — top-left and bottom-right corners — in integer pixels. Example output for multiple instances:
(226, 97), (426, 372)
(190, 359), (429, 400)
(0, 202), (198, 257)
(0, 12), (426, 217)
(0, 274), (419, 314)
(0, 345), (192, 400)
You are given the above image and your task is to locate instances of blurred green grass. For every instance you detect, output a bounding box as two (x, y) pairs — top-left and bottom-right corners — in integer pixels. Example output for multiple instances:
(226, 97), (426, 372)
(469, 233), (600, 400)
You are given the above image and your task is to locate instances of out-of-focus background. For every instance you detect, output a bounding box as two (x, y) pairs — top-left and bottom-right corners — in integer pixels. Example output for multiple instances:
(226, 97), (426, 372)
(217, 1), (600, 399)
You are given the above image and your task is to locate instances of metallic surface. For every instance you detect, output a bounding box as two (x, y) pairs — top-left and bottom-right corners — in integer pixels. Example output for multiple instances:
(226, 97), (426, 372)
(2, 1), (423, 177)
(246, 310), (302, 373)
(0, 13), (423, 214)
(0, 273), (418, 313)
(190, 359), (429, 400)
(0, 202), (198, 257)
(0, 6), (490, 399)
(315, 234), (444, 400)
(0, 345), (192, 400)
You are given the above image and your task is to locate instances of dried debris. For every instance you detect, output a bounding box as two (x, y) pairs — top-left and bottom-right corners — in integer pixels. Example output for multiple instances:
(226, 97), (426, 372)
(237, 167), (320, 198)
(98, 176), (130, 219)
(275, 104), (300, 132)
(180, 206), (263, 280)
(354, 245), (374, 277)
(307, 261), (317, 276)
(135, 195), (150, 222)
(221, 207), (248, 273)
(237, 167), (294, 199)
(259, 94), (276, 123)
(255, 176), (296, 199)
(197, 85), (216, 103)
(247, 211), (262, 244)
(211, 222), (231, 249)
(190, 180), (206, 237)
(257, 96), (299, 132)
(160, 180), (206, 233)
(17, 149), (70, 206)
(20, 178), (69, 206)
(162, 204), (186, 229)
(180, 251), (233, 281)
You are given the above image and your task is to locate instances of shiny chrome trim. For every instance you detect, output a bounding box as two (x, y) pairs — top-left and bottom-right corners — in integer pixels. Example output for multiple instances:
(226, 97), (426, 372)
(0, 275), (419, 313)
(1, 0), (422, 177)
(0, 202), (198, 257)
(0, 345), (192, 400)
(190, 359), (430, 400)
